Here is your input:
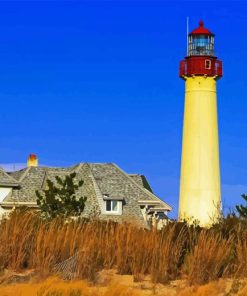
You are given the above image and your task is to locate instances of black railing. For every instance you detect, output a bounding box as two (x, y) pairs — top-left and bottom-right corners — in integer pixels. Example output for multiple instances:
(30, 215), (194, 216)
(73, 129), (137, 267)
(188, 44), (214, 56)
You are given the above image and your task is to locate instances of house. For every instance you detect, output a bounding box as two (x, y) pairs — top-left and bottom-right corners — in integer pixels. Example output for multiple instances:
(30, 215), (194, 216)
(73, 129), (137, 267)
(0, 155), (172, 228)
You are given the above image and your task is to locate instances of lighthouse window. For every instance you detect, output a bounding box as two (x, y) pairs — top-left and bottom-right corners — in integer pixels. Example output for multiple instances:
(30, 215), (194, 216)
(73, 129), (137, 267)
(189, 35), (214, 56)
(205, 60), (211, 69)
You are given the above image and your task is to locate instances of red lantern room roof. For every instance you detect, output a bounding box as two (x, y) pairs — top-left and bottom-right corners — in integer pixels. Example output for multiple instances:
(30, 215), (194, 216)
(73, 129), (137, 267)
(189, 20), (214, 36)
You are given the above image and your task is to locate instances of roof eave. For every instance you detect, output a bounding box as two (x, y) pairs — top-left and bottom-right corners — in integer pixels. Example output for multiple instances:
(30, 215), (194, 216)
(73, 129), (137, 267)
(0, 183), (20, 188)
(138, 200), (161, 205)
(103, 196), (124, 201)
(0, 202), (38, 208)
(138, 200), (172, 211)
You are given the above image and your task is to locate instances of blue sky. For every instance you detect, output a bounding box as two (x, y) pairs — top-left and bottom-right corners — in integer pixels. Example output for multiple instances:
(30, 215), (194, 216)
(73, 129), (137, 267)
(1, 1), (247, 218)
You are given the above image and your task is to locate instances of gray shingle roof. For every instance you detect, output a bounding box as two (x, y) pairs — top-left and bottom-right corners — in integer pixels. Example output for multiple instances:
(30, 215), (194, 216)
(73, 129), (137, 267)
(0, 168), (19, 187)
(8, 166), (73, 203)
(1, 163), (171, 223)
(9, 168), (29, 181)
(129, 174), (153, 193)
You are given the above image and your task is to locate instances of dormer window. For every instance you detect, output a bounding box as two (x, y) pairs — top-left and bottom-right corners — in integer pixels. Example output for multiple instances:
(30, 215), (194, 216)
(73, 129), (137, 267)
(106, 200), (118, 212)
(103, 194), (123, 215)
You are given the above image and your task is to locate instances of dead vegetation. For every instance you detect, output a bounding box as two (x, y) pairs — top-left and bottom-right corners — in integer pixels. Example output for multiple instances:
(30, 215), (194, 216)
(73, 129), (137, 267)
(0, 274), (247, 296)
(0, 209), (247, 289)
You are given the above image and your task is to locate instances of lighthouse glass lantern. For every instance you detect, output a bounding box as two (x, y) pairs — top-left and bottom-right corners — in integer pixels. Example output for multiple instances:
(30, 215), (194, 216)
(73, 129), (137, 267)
(180, 21), (222, 78)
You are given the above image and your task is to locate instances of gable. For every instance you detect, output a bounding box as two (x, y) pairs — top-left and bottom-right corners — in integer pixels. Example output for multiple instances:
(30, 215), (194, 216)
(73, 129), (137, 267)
(0, 168), (19, 187)
(0, 187), (12, 202)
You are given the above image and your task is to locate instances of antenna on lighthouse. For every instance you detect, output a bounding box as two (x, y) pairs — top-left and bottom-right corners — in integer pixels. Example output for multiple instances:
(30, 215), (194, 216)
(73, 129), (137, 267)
(186, 17), (189, 55)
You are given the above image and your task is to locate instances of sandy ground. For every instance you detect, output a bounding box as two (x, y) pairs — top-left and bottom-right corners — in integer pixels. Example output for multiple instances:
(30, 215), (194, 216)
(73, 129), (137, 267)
(96, 269), (246, 296)
(0, 269), (247, 296)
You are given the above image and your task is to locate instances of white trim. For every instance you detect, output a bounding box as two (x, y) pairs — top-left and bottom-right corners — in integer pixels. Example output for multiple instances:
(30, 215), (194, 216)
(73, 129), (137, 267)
(0, 202), (38, 208)
(138, 200), (161, 205)
(0, 188), (12, 202)
(103, 200), (122, 215)
(205, 59), (211, 69)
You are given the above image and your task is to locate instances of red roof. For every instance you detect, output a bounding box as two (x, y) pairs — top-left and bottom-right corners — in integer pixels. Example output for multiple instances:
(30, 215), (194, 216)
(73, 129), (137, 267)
(190, 20), (214, 36)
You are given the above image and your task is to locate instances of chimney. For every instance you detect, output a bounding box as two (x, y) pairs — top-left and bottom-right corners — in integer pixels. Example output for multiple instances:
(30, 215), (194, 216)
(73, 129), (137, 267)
(27, 154), (38, 167)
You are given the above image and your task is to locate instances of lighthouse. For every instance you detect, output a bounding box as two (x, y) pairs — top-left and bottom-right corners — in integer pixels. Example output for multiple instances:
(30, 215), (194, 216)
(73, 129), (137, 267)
(178, 21), (223, 226)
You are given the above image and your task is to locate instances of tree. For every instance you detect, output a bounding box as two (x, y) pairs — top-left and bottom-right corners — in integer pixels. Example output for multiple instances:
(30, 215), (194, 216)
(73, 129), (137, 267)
(236, 194), (247, 218)
(36, 172), (87, 219)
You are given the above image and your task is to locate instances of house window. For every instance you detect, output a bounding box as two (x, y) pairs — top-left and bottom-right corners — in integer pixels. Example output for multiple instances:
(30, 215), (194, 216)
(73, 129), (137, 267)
(106, 200), (118, 212)
(205, 59), (211, 69)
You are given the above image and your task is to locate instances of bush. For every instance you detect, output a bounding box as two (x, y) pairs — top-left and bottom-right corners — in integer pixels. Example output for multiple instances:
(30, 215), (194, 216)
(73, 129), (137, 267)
(36, 173), (87, 219)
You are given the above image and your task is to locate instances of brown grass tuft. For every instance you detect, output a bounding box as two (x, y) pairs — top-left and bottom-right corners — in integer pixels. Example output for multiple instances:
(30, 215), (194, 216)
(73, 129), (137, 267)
(185, 230), (233, 285)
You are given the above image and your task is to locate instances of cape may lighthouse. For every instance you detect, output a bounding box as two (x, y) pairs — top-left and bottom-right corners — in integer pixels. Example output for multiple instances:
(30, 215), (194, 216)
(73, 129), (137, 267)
(178, 21), (223, 226)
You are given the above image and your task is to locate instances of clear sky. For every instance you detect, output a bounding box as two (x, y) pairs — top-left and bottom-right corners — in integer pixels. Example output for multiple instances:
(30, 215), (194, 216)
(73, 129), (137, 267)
(1, 1), (247, 218)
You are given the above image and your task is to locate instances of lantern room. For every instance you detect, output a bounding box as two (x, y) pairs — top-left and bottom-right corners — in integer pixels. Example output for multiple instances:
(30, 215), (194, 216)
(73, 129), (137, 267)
(188, 20), (214, 56)
(179, 21), (223, 79)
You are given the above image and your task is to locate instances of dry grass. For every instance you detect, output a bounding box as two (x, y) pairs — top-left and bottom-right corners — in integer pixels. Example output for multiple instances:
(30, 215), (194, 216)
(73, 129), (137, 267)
(0, 209), (247, 287)
(185, 230), (233, 284)
(1, 276), (247, 296)
(234, 228), (247, 277)
(0, 277), (141, 296)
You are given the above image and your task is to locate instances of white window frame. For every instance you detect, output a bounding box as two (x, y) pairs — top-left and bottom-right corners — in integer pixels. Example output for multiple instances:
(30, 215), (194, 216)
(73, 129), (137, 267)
(104, 200), (122, 215)
(205, 59), (211, 70)
(106, 200), (118, 212)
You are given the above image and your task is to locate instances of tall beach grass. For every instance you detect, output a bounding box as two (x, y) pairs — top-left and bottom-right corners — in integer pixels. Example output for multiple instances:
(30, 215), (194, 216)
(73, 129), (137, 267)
(0, 209), (246, 285)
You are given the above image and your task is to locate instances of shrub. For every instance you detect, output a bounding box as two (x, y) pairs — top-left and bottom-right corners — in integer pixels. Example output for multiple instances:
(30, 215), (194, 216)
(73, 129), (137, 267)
(36, 173), (87, 219)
